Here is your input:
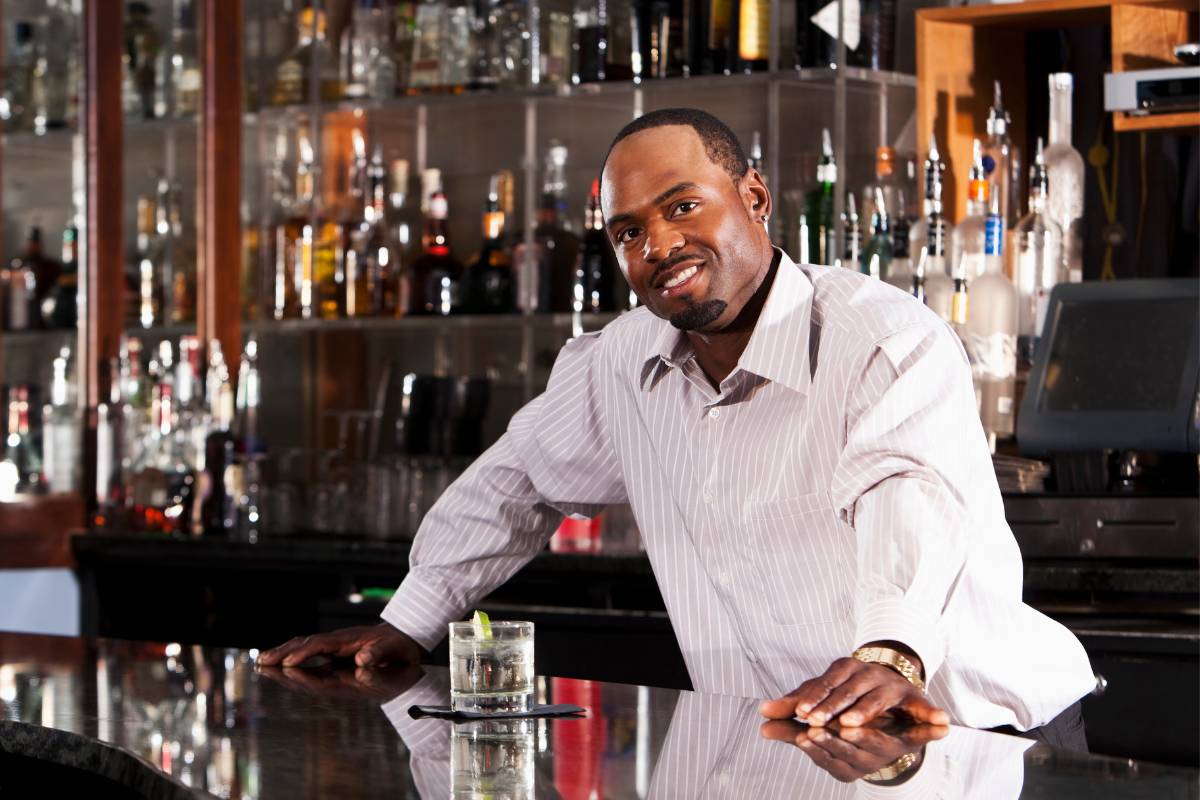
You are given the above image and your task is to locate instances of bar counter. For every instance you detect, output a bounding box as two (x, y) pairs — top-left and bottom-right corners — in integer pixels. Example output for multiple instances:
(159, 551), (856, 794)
(1, 632), (1197, 799)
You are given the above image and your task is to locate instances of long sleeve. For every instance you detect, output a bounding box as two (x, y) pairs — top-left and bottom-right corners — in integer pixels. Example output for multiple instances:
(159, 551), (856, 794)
(831, 322), (995, 682)
(382, 331), (627, 652)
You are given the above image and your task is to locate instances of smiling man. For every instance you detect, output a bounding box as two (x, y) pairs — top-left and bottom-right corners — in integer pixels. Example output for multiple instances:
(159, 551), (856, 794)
(260, 108), (1095, 747)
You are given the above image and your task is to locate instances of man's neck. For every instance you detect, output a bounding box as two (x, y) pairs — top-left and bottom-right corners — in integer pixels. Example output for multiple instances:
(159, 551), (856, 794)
(688, 249), (780, 389)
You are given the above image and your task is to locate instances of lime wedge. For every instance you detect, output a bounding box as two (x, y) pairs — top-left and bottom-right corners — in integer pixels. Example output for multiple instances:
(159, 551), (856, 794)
(471, 609), (493, 641)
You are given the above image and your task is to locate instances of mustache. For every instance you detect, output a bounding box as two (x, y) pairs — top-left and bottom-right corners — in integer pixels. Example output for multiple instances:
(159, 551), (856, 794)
(650, 251), (708, 287)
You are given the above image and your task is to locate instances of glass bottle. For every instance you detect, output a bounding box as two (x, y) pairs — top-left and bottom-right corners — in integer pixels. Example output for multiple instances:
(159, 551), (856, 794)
(861, 145), (900, 234)
(408, 177), (464, 315)
(273, 6), (343, 105)
(794, 0), (837, 69)
(536, 0), (573, 87)
(199, 341), (236, 536)
(462, 173), (517, 314)
(392, 0), (419, 91)
(2, 21), (35, 131)
(409, 0), (446, 90)
(902, 136), (950, 286)
(349, 148), (404, 317)
(343, 0), (396, 99)
(1044, 72), (1085, 284)
(41, 221), (79, 329)
(965, 194), (1018, 452)
(1, 386), (41, 494)
(440, 0), (475, 90)
(163, 177), (197, 325)
(11, 227), (60, 331)
(840, 191), (861, 267)
(883, 199), (912, 291)
(1012, 138), (1063, 365)
(572, 0), (633, 82)
(267, 131), (301, 321)
(737, 0), (769, 72)
(860, 187), (892, 280)
(982, 80), (1022, 228)
(953, 138), (989, 281)
(518, 141), (581, 313)
(123, 1), (160, 120)
(165, 0), (202, 118)
(575, 178), (621, 312)
(128, 381), (196, 534)
(32, 0), (75, 132)
(803, 128), (836, 266)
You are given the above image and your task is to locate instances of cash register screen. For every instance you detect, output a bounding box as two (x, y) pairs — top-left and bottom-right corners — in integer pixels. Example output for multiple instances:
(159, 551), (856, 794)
(1040, 297), (1196, 413)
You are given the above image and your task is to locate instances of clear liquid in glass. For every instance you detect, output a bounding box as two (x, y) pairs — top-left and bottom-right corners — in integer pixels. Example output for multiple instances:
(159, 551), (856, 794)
(449, 621), (535, 713)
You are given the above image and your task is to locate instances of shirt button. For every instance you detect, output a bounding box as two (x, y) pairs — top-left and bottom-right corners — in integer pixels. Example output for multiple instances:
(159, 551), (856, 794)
(708, 407), (720, 419)
(718, 571), (731, 587)
(703, 492), (714, 504)
(746, 651), (758, 664)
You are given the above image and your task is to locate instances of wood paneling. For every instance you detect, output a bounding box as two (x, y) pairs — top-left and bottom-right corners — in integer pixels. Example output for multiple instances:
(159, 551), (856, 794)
(198, 0), (244, 374)
(0, 494), (85, 568)
(1110, 3), (1199, 132)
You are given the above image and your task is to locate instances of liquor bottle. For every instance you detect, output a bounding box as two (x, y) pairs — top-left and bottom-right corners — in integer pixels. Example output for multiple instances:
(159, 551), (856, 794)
(408, 178), (463, 315)
(966, 194), (1018, 451)
(441, 0), (475, 90)
(462, 174), (517, 314)
(747, 130), (764, 174)
(862, 146), (901, 236)
(982, 81), (1022, 228)
(1012, 138), (1063, 365)
(293, 136), (341, 320)
(162, 0), (201, 118)
(856, 0), (896, 70)
(737, 0), (769, 72)
(175, 335), (209, 469)
(883, 199), (912, 291)
(9, 228), (60, 331)
(198, 341), (237, 536)
(954, 139), (990, 281)
(2, 22), (35, 131)
(162, 178), (197, 325)
(840, 191), (861, 266)
(273, 6), (343, 105)
(135, 193), (161, 328)
(392, 0), (419, 91)
(267, 132), (301, 321)
(409, 0), (446, 90)
(1044, 73), (1085, 284)
(907, 135), (952, 267)
(572, 0), (634, 82)
(349, 147), (405, 317)
(803, 128), (836, 266)
(794, 0), (836, 68)
(40, 222), (79, 329)
(31, 0), (75, 132)
(535, 0), (573, 87)
(343, 0), (398, 99)
(487, 0), (536, 89)
(1, 386), (42, 494)
(860, 187), (892, 279)
(518, 142), (581, 313)
(122, 2), (160, 120)
(128, 380), (196, 534)
(388, 158), (418, 264)
(575, 178), (620, 313)
(233, 336), (266, 540)
(40, 350), (78, 494)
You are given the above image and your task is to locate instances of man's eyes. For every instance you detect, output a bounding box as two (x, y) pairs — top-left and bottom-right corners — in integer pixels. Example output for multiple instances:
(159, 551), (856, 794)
(616, 202), (699, 243)
(617, 227), (642, 243)
(671, 201), (699, 217)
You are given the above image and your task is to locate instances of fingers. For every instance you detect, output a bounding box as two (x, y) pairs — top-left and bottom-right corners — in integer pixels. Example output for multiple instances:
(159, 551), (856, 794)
(806, 672), (896, 727)
(759, 658), (859, 720)
(895, 694), (951, 726)
(806, 728), (886, 775)
(356, 627), (421, 667)
(793, 731), (862, 783)
(256, 636), (314, 667)
(760, 719), (807, 743)
(836, 687), (895, 727)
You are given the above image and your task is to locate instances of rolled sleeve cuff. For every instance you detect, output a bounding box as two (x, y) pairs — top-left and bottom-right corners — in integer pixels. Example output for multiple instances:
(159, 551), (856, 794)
(855, 598), (946, 682)
(381, 572), (463, 654)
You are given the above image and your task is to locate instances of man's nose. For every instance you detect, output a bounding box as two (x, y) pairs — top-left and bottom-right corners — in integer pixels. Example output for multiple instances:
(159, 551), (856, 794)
(642, 220), (684, 264)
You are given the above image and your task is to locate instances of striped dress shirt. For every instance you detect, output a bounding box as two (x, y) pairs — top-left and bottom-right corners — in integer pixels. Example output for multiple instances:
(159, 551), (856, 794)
(383, 250), (1095, 730)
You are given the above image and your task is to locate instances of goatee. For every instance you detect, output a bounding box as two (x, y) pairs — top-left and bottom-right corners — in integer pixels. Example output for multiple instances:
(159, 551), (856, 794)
(669, 299), (727, 331)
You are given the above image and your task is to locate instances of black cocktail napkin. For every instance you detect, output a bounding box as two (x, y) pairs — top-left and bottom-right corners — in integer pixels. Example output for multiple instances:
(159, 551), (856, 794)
(407, 703), (587, 721)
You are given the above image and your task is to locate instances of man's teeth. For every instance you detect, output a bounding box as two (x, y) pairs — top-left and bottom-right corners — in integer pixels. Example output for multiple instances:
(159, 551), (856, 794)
(662, 265), (699, 291)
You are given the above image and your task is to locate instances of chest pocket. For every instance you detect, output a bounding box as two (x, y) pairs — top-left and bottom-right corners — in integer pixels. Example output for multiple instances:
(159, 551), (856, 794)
(742, 490), (853, 626)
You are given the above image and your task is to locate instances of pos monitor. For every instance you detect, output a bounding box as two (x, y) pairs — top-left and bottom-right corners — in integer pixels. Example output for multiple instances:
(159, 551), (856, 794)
(1017, 278), (1200, 456)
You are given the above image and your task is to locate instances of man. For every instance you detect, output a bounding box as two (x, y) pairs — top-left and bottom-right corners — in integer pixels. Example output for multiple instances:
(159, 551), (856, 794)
(260, 109), (1094, 745)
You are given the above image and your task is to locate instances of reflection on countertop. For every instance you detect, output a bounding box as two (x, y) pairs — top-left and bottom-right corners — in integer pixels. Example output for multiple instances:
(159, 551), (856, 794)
(0, 632), (1196, 799)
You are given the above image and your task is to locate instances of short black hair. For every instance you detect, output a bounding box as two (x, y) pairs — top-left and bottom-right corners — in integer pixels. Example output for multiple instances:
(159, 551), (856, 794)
(602, 108), (749, 185)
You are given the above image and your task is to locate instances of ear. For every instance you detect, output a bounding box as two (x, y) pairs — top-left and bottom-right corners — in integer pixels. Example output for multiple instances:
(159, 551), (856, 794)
(741, 169), (772, 226)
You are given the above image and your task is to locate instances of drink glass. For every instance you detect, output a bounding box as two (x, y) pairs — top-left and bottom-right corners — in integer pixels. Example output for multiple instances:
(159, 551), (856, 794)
(449, 621), (535, 713)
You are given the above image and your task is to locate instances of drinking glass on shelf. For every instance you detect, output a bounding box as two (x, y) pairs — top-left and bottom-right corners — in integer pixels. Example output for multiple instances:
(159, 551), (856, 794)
(449, 620), (535, 713)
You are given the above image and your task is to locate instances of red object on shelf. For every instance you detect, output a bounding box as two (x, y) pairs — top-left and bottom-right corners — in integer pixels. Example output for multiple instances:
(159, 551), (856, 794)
(550, 513), (603, 554)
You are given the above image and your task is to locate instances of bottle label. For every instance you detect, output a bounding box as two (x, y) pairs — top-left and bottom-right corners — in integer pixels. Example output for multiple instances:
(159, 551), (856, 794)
(984, 215), (1004, 257)
(969, 331), (1016, 380)
(738, 0), (769, 61)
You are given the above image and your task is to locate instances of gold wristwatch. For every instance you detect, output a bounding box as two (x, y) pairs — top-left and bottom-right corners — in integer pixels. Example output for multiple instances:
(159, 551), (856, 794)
(852, 646), (925, 692)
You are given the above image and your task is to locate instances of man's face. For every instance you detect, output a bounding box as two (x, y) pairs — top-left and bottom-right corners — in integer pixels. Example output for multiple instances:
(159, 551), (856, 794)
(601, 125), (772, 332)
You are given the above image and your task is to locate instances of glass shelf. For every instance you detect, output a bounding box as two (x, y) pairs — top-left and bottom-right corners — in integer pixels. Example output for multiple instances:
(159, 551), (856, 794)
(245, 67), (917, 122)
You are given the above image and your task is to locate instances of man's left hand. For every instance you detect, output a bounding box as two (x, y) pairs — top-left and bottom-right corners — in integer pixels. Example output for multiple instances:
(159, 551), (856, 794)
(759, 656), (949, 727)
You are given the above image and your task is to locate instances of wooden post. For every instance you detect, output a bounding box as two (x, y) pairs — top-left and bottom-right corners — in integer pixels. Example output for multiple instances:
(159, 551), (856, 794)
(198, 0), (244, 373)
(80, 1), (125, 522)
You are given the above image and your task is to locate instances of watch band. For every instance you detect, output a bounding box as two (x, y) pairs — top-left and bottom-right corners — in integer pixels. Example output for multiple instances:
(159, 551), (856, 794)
(862, 751), (920, 783)
(852, 646), (926, 692)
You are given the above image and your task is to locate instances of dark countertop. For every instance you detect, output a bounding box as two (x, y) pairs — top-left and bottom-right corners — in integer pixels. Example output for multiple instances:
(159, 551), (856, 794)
(0, 632), (1196, 799)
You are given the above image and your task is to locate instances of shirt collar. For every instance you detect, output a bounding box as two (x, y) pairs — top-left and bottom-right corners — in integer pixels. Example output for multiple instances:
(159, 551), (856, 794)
(640, 248), (814, 395)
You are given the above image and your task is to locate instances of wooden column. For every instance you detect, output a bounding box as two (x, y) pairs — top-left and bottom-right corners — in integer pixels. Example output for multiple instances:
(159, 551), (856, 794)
(198, 0), (244, 372)
(80, 1), (125, 522)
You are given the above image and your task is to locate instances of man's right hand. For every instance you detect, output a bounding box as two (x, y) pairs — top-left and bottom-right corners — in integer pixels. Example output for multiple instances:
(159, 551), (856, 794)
(256, 623), (423, 669)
